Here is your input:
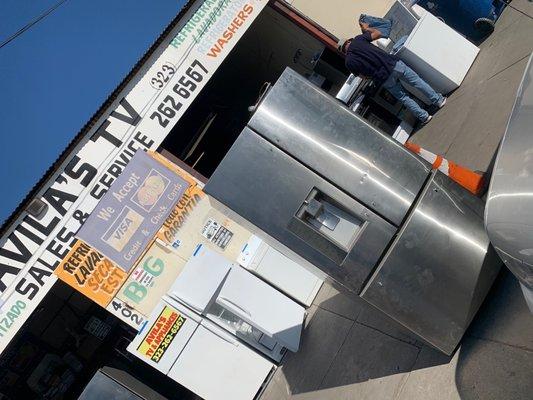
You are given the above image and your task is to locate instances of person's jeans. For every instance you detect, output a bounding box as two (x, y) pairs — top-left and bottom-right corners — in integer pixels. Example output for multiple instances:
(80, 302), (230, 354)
(382, 60), (444, 121)
(391, 35), (408, 54)
(359, 14), (392, 38)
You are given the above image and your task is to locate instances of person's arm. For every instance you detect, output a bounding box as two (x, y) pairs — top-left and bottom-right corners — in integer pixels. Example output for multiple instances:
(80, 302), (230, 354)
(346, 57), (370, 80)
(360, 26), (382, 41)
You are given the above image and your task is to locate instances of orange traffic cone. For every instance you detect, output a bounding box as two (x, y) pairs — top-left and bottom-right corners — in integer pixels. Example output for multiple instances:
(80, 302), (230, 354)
(404, 141), (484, 196)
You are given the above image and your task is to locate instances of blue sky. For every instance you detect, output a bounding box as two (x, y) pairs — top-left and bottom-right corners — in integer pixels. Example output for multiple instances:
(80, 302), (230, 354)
(0, 0), (187, 224)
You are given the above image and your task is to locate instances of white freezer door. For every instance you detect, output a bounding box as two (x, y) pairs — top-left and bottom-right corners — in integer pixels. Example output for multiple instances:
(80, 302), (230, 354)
(239, 235), (323, 306)
(217, 265), (305, 352)
(168, 319), (273, 400)
(168, 244), (231, 313)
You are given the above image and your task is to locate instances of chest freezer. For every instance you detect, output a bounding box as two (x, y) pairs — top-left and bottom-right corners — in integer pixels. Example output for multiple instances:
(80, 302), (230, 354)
(205, 68), (501, 355)
(127, 299), (273, 400)
(391, 5), (480, 94)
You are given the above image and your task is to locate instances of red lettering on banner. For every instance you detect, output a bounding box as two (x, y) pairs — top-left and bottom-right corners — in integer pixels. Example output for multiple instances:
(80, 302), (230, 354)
(207, 4), (254, 58)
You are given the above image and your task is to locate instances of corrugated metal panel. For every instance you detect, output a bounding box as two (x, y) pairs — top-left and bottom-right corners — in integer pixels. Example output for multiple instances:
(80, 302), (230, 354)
(0, 0), (196, 235)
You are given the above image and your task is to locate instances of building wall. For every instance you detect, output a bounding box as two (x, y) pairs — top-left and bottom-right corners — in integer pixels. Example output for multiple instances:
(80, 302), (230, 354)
(285, 0), (395, 40)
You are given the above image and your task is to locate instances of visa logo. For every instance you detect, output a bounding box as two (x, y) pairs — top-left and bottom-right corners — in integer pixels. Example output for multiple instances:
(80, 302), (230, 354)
(102, 206), (144, 252)
(113, 217), (134, 241)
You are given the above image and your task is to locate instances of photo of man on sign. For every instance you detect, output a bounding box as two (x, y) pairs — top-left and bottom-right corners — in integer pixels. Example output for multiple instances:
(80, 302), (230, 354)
(134, 171), (169, 212)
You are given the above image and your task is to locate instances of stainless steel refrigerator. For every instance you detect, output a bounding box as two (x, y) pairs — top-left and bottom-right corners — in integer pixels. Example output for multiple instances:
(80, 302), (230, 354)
(205, 68), (501, 355)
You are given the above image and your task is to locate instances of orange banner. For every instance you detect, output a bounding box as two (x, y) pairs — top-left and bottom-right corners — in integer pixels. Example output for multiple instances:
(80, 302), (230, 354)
(149, 151), (199, 188)
(150, 152), (207, 243)
(55, 240), (128, 307)
(156, 185), (206, 247)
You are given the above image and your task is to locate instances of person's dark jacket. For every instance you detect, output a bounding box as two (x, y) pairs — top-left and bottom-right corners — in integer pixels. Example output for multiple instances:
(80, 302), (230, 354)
(345, 31), (398, 83)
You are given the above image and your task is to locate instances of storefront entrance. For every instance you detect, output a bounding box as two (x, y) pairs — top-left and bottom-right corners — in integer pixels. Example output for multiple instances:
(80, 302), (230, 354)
(160, 5), (348, 178)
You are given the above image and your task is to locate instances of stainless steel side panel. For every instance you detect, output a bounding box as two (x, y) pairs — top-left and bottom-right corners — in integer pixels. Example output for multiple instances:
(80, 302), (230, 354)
(485, 54), (533, 289)
(361, 171), (501, 355)
(248, 68), (431, 226)
(205, 128), (397, 294)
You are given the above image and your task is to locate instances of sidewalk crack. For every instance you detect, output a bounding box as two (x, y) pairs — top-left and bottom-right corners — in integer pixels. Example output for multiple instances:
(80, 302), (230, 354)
(316, 303), (359, 321)
(393, 347), (422, 400)
(466, 333), (533, 353)
(487, 54), (530, 81)
(317, 320), (357, 390)
(355, 320), (423, 349)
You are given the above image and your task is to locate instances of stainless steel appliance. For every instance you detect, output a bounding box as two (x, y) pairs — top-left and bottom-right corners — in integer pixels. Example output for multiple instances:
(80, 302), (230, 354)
(78, 367), (167, 400)
(205, 68), (501, 355)
(485, 54), (533, 312)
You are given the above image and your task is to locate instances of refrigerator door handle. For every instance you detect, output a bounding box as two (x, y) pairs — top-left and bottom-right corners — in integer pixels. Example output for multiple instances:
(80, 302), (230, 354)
(200, 320), (239, 346)
(170, 294), (203, 315)
(217, 296), (252, 317)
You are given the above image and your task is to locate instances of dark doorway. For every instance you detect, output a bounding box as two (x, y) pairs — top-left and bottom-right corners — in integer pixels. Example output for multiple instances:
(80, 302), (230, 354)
(160, 6), (348, 178)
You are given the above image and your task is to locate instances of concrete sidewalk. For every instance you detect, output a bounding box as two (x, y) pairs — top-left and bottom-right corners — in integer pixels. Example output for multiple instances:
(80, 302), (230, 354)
(259, 2), (533, 399)
(411, 0), (533, 173)
(261, 270), (533, 400)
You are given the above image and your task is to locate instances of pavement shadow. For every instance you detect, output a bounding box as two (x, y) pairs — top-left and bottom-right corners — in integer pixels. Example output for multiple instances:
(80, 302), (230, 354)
(462, 247), (503, 328)
(466, 269), (533, 347)
(275, 289), (452, 396)
(454, 268), (533, 400)
(264, 256), (533, 399)
(454, 336), (533, 400)
(273, 266), (522, 398)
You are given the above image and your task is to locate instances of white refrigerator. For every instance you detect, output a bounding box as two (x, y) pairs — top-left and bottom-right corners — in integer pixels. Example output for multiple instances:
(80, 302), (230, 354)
(238, 235), (323, 307)
(168, 244), (306, 361)
(128, 245), (307, 400)
(127, 299), (274, 400)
